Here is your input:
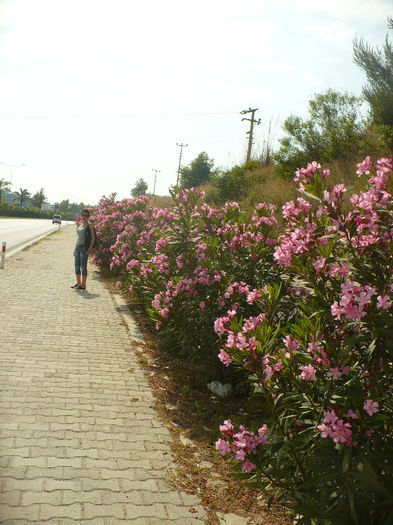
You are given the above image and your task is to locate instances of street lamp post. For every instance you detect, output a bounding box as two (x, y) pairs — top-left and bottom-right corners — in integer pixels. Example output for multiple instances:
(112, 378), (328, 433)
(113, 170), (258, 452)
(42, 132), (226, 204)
(0, 162), (25, 185)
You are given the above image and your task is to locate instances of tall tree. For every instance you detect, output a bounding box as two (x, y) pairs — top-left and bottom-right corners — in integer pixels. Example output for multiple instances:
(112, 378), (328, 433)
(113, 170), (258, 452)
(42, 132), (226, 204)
(131, 178), (148, 197)
(57, 199), (70, 213)
(31, 188), (47, 209)
(353, 17), (393, 149)
(275, 89), (363, 177)
(179, 152), (217, 188)
(13, 187), (31, 207)
(0, 178), (11, 206)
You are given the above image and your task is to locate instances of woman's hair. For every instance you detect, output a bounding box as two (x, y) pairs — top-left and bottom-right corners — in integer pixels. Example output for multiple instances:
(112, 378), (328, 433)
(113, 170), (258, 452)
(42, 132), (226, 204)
(81, 208), (90, 217)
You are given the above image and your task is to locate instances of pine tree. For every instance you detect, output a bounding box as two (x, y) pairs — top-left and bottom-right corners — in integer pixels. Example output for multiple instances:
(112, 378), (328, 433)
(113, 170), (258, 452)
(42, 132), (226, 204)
(353, 17), (393, 149)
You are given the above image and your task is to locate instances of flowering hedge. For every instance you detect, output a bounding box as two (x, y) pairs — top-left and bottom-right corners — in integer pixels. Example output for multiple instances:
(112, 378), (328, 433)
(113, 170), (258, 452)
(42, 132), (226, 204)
(89, 157), (393, 524)
(90, 186), (292, 377)
(215, 158), (393, 523)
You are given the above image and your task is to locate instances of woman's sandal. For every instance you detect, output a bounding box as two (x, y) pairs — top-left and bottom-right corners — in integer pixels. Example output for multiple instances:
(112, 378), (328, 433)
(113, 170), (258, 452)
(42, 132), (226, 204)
(76, 285), (86, 290)
(71, 284), (79, 289)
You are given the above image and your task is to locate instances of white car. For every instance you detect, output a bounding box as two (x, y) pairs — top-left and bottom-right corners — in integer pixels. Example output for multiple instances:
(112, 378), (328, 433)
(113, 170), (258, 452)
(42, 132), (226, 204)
(52, 215), (62, 224)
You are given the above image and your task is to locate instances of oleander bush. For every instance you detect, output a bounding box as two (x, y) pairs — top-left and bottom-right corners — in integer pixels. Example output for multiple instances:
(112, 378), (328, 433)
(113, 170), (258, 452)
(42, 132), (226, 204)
(89, 157), (393, 524)
(215, 158), (393, 524)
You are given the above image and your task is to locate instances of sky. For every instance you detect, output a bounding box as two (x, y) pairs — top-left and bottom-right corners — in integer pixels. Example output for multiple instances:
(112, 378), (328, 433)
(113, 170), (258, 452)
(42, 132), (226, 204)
(0, 0), (391, 205)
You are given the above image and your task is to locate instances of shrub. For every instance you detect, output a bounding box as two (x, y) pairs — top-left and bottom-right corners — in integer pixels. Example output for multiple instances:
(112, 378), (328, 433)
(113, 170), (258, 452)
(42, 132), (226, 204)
(215, 158), (393, 524)
(89, 157), (393, 523)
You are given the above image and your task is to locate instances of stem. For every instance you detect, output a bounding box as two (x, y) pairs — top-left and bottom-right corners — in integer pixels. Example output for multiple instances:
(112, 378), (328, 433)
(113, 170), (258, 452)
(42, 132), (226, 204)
(344, 450), (359, 525)
(267, 393), (307, 479)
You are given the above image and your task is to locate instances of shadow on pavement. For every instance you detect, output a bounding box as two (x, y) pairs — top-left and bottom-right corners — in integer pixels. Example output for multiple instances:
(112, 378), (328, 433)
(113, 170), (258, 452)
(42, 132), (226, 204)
(75, 290), (100, 299)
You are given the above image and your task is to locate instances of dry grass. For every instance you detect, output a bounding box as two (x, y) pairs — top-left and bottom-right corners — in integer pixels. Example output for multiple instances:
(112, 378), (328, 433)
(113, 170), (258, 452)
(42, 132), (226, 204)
(238, 158), (374, 215)
(242, 166), (297, 211)
(149, 194), (174, 208)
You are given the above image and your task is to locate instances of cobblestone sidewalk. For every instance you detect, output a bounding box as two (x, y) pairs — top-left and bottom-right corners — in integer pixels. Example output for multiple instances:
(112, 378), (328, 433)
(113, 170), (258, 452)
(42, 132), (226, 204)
(0, 226), (207, 524)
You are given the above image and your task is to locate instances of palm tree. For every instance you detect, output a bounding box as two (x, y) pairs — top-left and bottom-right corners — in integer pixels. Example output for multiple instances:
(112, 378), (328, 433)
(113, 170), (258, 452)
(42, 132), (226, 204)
(13, 187), (31, 208)
(0, 178), (11, 206)
(32, 188), (47, 209)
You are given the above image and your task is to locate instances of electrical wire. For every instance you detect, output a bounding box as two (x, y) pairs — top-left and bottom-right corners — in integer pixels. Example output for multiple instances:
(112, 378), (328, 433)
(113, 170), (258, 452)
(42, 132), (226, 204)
(0, 111), (239, 120)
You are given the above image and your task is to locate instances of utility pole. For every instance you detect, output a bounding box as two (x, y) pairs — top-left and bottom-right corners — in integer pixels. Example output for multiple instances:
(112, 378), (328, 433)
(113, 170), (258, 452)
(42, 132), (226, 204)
(152, 169), (160, 197)
(240, 108), (261, 163)
(176, 142), (188, 186)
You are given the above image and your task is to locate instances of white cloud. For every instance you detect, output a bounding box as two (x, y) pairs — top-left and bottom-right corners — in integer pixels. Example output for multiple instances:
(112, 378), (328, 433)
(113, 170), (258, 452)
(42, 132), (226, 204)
(277, 0), (392, 23)
(302, 20), (354, 45)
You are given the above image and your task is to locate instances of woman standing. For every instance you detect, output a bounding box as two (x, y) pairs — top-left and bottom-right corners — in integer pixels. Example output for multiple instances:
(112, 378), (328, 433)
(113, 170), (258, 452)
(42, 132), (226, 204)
(71, 208), (95, 290)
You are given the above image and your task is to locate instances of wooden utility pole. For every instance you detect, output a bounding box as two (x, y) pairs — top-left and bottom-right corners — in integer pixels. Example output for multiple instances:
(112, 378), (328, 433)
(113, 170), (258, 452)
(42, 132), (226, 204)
(152, 169), (160, 197)
(240, 107), (261, 163)
(176, 142), (188, 186)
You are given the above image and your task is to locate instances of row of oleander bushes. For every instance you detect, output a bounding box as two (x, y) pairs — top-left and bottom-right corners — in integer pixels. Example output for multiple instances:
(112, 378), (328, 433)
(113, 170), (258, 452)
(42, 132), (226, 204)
(89, 157), (393, 524)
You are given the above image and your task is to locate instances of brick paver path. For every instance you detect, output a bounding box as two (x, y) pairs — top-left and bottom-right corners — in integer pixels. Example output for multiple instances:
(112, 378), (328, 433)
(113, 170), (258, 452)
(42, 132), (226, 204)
(0, 226), (207, 524)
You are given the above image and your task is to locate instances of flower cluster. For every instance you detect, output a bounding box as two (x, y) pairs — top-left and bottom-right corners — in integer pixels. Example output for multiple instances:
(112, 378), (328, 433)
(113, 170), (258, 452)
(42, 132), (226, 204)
(216, 419), (270, 473)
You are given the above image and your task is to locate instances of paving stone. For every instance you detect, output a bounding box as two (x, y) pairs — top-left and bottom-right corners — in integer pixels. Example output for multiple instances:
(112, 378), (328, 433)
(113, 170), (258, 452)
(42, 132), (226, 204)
(0, 227), (207, 523)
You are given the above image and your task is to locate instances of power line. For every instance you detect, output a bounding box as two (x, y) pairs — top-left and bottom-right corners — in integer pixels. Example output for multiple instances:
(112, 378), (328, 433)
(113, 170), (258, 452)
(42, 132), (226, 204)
(0, 111), (238, 120)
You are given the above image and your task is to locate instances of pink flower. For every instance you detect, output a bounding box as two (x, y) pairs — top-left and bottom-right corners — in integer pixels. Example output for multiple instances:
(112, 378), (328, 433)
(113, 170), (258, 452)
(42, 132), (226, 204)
(160, 307), (169, 319)
(264, 365), (273, 380)
(346, 409), (358, 420)
(327, 367), (342, 380)
(283, 336), (299, 352)
(247, 289), (261, 304)
(318, 410), (353, 446)
(215, 439), (231, 455)
(356, 156), (373, 176)
(241, 460), (257, 473)
(257, 424), (267, 435)
(214, 317), (227, 337)
(314, 257), (326, 272)
(363, 399), (379, 416)
(317, 423), (332, 439)
(218, 349), (232, 367)
(377, 294), (392, 310)
(219, 419), (234, 436)
(299, 364), (316, 381)
(324, 410), (338, 425)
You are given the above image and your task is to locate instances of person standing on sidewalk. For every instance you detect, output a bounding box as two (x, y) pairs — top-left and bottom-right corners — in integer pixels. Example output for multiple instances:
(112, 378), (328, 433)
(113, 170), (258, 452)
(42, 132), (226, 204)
(71, 208), (95, 290)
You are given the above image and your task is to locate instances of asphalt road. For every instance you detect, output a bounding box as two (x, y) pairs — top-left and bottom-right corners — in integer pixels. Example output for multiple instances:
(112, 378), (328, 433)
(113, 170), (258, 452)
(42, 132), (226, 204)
(0, 217), (73, 257)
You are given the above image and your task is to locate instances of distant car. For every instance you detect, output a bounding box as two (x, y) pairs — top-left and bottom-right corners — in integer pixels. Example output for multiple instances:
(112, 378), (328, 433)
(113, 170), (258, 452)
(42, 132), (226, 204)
(52, 215), (62, 224)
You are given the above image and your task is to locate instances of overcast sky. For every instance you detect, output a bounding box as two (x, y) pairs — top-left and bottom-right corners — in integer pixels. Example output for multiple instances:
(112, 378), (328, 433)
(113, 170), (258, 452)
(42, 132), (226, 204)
(0, 0), (391, 205)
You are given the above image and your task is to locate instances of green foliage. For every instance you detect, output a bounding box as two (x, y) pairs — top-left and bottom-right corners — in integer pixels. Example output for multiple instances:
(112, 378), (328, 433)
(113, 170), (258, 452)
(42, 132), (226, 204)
(31, 188), (47, 209)
(179, 151), (217, 188)
(131, 177), (148, 197)
(275, 89), (364, 177)
(208, 162), (259, 203)
(56, 199), (88, 218)
(13, 187), (31, 207)
(353, 18), (393, 150)
(0, 178), (11, 206)
(217, 160), (393, 524)
(0, 204), (54, 219)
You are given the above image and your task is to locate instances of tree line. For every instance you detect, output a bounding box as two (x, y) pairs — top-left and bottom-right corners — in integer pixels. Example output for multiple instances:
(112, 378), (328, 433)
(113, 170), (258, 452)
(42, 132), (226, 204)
(0, 182), (88, 220)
